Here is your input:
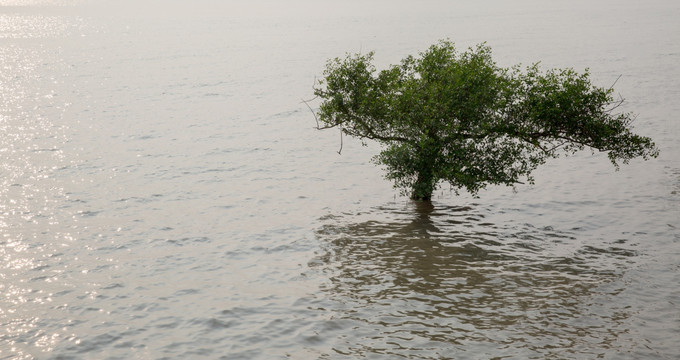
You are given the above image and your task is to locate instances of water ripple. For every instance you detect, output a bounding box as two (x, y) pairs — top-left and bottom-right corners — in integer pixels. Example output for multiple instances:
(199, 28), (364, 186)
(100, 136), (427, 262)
(307, 202), (640, 358)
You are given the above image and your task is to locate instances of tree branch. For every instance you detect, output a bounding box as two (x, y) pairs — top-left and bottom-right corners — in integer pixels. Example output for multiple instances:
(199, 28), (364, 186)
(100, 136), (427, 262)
(334, 102), (413, 143)
(604, 95), (625, 113)
(301, 97), (321, 129)
(608, 74), (622, 91)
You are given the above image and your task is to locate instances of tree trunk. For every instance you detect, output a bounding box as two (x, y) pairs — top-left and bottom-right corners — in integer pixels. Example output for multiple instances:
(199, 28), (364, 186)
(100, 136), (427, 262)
(411, 170), (435, 201)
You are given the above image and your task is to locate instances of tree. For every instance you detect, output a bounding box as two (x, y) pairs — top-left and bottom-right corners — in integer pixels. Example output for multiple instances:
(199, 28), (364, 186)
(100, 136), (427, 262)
(311, 40), (659, 201)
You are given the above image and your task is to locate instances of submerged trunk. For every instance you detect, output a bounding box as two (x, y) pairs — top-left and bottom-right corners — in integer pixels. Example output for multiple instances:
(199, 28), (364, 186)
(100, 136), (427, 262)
(411, 170), (436, 201)
(411, 192), (432, 201)
(409, 136), (441, 201)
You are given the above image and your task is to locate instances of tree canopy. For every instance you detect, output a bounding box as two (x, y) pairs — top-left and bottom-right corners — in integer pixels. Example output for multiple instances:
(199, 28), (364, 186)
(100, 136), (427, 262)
(312, 40), (659, 200)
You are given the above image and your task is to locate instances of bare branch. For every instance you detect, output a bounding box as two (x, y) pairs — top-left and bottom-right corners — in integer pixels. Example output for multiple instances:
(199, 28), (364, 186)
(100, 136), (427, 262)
(316, 124), (341, 130)
(547, 140), (568, 152)
(301, 97), (321, 129)
(300, 95), (318, 103)
(608, 74), (622, 91)
(605, 95), (625, 113)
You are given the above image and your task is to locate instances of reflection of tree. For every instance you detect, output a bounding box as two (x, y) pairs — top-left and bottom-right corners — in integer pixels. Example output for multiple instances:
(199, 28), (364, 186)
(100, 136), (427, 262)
(311, 203), (636, 358)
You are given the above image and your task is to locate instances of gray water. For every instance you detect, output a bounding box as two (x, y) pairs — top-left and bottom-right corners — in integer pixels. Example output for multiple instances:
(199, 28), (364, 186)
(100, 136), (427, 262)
(1, 0), (679, 359)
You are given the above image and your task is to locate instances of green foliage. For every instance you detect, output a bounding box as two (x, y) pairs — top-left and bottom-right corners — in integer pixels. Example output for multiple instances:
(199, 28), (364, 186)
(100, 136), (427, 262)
(313, 40), (659, 200)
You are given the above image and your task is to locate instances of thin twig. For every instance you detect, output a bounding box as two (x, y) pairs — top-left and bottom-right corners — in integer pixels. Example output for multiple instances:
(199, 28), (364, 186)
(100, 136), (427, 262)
(604, 95), (625, 113)
(303, 94), (344, 154)
(608, 74), (622, 91)
(547, 140), (567, 152)
(300, 95), (318, 103)
(301, 97), (320, 129)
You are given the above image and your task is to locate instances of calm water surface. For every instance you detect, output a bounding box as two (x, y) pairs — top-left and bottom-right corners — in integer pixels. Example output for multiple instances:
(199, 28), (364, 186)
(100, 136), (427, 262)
(1, 0), (679, 359)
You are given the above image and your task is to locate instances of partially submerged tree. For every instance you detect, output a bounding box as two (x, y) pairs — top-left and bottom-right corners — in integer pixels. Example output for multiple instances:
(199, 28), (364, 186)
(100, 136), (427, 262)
(312, 40), (659, 200)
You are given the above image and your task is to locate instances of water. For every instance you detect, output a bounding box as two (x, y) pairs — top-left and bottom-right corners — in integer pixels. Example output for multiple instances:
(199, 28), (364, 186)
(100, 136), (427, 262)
(1, 0), (678, 358)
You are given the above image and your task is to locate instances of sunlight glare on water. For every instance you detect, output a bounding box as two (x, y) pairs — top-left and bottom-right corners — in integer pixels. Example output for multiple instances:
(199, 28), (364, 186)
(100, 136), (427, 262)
(0, 0), (679, 359)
